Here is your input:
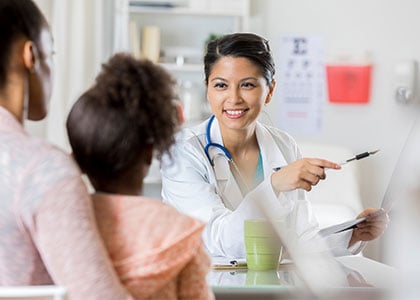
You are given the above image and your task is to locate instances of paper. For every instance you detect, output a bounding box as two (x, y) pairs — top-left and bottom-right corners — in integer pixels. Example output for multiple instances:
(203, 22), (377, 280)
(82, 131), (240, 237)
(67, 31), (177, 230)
(275, 34), (326, 134)
(319, 203), (390, 238)
(318, 217), (366, 238)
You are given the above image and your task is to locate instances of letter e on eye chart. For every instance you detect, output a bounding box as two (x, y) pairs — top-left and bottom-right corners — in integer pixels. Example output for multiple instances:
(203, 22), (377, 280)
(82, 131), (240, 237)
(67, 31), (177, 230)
(274, 34), (325, 134)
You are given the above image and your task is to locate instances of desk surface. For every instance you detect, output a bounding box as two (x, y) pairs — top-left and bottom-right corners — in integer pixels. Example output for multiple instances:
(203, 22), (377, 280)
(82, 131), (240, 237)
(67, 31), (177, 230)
(208, 255), (397, 300)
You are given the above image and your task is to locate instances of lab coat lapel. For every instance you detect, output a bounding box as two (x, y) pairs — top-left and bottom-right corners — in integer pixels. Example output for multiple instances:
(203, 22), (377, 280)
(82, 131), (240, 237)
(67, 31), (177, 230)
(211, 118), (244, 210)
(255, 122), (288, 177)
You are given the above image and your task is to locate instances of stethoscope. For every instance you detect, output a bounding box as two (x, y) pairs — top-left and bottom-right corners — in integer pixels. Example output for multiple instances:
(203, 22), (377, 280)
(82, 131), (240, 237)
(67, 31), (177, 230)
(203, 115), (246, 207)
(204, 115), (232, 166)
(202, 114), (280, 202)
(203, 114), (283, 171)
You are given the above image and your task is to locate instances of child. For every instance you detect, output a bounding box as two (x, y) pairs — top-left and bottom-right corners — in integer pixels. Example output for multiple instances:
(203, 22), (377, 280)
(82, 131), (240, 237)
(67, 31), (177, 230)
(66, 53), (214, 300)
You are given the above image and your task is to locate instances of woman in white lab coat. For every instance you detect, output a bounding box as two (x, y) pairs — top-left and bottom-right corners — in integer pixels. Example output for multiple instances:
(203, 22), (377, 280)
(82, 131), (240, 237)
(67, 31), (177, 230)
(161, 33), (388, 258)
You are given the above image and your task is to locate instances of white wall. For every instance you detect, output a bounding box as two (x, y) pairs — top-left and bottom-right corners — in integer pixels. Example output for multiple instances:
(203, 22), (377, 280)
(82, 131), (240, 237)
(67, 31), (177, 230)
(31, 0), (418, 262)
(30, 0), (125, 151)
(26, 0), (53, 137)
(249, 0), (420, 260)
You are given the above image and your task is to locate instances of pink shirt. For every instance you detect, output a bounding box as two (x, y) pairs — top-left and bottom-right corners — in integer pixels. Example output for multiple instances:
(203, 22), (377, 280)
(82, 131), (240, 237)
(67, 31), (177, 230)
(92, 193), (215, 300)
(0, 107), (133, 299)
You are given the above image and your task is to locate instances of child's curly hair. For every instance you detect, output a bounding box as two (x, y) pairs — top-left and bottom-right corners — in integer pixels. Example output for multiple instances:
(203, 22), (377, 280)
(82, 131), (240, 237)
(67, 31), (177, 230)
(66, 53), (180, 182)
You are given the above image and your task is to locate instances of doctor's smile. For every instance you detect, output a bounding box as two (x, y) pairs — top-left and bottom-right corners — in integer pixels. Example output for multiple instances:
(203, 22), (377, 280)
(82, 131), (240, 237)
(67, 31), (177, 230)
(224, 109), (249, 118)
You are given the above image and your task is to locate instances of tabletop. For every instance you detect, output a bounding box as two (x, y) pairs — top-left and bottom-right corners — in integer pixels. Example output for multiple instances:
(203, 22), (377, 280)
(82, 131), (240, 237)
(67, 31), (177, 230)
(208, 255), (398, 300)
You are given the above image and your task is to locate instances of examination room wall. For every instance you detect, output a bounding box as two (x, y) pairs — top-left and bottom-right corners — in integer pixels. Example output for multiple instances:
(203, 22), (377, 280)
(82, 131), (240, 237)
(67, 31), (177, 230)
(28, 0), (419, 263)
(250, 0), (420, 261)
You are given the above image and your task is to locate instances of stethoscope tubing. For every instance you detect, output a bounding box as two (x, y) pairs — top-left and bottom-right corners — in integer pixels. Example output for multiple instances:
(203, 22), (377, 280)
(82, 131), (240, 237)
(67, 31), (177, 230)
(205, 115), (233, 166)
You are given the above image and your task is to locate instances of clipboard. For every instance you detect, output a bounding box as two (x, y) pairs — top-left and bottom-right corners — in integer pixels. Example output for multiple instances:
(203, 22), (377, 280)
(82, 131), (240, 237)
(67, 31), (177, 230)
(319, 183), (392, 238)
(318, 217), (366, 237)
(212, 260), (248, 270)
(211, 259), (295, 270)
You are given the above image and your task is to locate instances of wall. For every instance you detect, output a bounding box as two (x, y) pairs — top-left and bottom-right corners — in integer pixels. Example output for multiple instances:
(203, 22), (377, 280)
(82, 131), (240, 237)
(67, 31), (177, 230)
(249, 0), (420, 261)
(30, 0), (125, 150)
(26, 0), (53, 137)
(31, 0), (418, 262)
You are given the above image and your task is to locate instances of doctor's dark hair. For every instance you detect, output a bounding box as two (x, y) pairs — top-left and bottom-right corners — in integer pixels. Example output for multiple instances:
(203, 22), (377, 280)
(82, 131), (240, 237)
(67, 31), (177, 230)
(204, 32), (275, 86)
(0, 0), (47, 88)
(66, 53), (180, 183)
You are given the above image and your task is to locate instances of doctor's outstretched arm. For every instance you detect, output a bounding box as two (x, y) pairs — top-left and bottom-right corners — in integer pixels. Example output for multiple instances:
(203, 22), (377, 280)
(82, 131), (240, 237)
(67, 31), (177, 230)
(160, 136), (320, 258)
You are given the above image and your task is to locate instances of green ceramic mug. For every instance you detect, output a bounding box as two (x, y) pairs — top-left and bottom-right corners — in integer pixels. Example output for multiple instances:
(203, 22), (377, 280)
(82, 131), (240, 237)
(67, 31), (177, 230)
(245, 269), (283, 286)
(244, 219), (282, 271)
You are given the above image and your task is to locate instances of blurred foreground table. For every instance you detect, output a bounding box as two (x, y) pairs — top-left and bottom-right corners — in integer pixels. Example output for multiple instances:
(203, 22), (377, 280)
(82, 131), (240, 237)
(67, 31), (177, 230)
(208, 255), (397, 300)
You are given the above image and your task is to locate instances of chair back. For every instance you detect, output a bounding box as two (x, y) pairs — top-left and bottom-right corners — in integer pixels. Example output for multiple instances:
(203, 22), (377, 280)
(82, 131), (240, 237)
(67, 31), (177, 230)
(299, 142), (364, 228)
(0, 285), (67, 300)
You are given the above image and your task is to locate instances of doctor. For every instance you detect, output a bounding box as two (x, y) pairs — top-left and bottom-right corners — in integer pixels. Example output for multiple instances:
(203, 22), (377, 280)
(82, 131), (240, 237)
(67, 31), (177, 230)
(161, 33), (388, 258)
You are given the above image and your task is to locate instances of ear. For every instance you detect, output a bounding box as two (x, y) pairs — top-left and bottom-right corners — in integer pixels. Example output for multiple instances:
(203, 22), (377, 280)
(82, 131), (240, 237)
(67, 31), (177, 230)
(175, 100), (185, 125)
(264, 79), (277, 105)
(22, 41), (38, 72)
(144, 144), (154, 166)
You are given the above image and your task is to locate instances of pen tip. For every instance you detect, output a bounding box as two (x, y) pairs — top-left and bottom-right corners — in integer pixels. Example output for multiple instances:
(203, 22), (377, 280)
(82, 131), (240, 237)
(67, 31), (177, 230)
(370, 149), (380, 155)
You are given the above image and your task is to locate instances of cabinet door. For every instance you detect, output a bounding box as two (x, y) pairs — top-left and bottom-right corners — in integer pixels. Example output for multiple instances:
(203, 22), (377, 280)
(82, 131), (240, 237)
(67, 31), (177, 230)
(128, 3), (248, 123)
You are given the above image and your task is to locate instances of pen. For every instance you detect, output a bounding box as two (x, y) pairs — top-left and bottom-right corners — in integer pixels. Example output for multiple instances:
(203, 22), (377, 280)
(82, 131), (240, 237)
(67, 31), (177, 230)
(339, 149), (380, 165)
(272, 149), (380, 172)
(229, 260), (248, 267)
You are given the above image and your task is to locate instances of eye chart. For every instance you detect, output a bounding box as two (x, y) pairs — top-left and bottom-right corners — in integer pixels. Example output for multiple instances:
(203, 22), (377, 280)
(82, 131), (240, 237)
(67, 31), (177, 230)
(275, 34), (325, 134)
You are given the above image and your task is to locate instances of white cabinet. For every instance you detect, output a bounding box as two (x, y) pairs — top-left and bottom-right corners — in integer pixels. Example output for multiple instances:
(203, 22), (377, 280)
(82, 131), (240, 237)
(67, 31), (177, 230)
(128, 0), (249, 123)
(128, 1), (249, 195)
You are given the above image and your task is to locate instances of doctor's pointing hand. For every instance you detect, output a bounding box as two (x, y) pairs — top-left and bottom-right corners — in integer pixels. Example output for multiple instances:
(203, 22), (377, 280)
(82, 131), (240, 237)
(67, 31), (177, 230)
(271, 158), (341, 193)
(161, 32), (388, 258)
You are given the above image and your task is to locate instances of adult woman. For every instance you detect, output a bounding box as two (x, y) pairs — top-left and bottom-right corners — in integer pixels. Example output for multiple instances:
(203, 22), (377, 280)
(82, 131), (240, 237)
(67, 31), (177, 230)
(0, 1), (134, 298)
(161, 33), (388, 258)
(66, 53), (213, 300)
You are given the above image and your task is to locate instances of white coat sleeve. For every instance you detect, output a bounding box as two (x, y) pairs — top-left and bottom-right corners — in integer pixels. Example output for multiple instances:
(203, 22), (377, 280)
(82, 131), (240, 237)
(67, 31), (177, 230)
(161, 139), (319, 258)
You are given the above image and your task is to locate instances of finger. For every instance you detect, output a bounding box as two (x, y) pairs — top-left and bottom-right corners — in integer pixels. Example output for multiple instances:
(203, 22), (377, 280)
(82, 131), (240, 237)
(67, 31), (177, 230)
(358, 227), (386, 239)
(306, 165), (327, 180)
(308, 158), (341, 170)
(360, 213), (389, 224)
(357, 222), (387, 232)
(354, 226), (381, 237)
(366, 215), (388, 223)
(297, 181), (313, 192)
(300, 173), (321, 186)
(357, 207), (378, 218)
(365, 208), (387, 220)
(366, 208), (385, 217)
(357, 217), (388, 227)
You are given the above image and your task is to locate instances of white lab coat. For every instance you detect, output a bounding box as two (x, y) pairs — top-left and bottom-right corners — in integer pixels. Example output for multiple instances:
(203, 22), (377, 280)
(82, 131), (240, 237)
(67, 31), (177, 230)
(161, 117), (361, 258)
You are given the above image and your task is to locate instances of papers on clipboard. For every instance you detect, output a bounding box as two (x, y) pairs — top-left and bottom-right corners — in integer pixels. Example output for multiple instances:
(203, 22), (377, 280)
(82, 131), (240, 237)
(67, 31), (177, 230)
(318, 217), (366, 237)
(211, 256), (295, 271)
(319, 200), (389, 238)
(211, 257), (247, 270)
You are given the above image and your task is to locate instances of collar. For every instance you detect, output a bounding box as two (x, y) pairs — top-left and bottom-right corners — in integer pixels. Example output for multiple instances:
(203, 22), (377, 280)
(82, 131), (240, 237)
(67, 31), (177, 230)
(0, 106), (25, 134)
(255, 121), (288, 176)
(208, 118), (289, 178)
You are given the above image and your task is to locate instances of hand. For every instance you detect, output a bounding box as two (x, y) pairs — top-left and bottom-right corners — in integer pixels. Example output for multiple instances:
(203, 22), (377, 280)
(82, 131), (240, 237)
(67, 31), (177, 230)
(349, 208), (389, 246)
(270, 158), (341, 193)
(346, 270), (373, 287)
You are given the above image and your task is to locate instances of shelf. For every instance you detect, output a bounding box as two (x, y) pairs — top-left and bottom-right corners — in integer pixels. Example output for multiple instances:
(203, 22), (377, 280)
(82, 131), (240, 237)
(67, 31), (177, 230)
(128, 0), (249, 84)
(129, 5), (246, 17)
(160, 62), (203, 72)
